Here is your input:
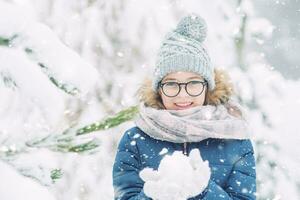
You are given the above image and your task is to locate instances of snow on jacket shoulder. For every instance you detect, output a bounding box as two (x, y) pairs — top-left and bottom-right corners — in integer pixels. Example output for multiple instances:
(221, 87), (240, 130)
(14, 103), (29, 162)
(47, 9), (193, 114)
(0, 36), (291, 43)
(112, 126), (256, 200)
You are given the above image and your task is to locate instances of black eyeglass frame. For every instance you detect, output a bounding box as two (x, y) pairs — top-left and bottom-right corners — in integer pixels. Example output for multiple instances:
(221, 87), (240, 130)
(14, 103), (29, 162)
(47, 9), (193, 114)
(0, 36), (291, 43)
(159, 80), (208, 97)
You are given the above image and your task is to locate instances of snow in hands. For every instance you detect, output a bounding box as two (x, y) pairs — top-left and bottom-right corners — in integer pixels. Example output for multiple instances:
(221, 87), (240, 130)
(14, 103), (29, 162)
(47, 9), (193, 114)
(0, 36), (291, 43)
(139, 149), (211, 200)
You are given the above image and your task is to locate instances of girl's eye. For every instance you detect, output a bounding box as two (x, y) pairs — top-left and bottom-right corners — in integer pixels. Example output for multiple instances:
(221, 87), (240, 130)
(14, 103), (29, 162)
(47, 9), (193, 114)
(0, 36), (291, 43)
(189, 81), (201, 84)
(165, 82), (178, 86)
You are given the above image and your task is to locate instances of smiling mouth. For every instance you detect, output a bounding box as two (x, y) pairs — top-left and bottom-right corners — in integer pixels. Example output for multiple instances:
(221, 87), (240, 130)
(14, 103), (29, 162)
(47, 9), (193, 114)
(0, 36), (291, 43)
(174, 102), (193, 108)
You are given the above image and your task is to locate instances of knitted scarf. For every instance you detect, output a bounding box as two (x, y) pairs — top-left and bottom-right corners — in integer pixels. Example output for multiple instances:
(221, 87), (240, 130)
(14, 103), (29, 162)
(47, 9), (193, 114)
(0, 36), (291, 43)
(134, 99), (251, 143)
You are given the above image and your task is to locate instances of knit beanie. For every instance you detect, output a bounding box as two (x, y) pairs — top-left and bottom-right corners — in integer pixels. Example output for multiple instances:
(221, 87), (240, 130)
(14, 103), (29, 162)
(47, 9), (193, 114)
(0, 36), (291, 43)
(152, 13), (215, 92)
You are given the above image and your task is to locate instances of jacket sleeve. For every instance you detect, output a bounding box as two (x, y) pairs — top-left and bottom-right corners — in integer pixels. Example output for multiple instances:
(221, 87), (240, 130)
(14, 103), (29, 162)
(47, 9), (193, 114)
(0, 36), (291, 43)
(193, 139), (257, 200)
(112, 130), (152, 200)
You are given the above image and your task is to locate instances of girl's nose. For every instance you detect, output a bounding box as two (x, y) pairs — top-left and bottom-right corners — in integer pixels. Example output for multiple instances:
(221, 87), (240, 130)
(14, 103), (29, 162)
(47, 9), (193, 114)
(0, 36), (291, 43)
(177, 85), (189, 97)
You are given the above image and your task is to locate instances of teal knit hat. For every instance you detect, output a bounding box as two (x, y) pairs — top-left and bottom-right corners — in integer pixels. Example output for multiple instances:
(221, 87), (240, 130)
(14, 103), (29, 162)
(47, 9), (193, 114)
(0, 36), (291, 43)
(152, 13), (215, 92)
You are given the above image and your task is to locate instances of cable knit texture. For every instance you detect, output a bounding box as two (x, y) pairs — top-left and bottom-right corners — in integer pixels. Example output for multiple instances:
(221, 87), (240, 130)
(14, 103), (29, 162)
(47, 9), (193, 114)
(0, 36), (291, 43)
(152, 13), (215, 92)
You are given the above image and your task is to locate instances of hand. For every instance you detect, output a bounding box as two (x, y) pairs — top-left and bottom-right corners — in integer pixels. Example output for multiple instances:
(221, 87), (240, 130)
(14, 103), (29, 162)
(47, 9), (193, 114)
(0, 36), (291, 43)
(139, 149), (211, 200)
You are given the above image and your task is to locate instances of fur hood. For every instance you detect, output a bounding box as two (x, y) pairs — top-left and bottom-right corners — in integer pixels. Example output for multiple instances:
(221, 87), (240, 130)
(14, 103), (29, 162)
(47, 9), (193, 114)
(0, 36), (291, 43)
(134, 68), (243, 118)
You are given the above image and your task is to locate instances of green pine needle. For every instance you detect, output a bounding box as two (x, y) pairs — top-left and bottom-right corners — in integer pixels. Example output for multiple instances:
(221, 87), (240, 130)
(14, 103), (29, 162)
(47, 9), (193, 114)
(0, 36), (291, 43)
(50, 168), (63, 183)
(56, 139), (100, 153)
(0, 35), (18, 46)
(76, 105), (139, 136)
(38, 63), (80, 96)
(25, 106), (139, 154)
(0, 37), (10, 46)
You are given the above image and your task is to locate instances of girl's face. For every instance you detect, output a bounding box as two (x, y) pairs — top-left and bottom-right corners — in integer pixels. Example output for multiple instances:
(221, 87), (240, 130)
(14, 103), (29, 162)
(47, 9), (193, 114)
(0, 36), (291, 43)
(158, 71), (207, 110)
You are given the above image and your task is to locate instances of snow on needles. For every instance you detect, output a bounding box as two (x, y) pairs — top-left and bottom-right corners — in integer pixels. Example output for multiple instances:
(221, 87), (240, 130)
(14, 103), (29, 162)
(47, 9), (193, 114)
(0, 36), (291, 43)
(0, 1), (100, 144)
(0, 160), (56, 200)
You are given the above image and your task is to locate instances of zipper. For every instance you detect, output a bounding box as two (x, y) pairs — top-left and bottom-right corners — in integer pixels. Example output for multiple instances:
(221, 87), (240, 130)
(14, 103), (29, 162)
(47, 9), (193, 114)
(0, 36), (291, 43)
(183, 142), (188, 155)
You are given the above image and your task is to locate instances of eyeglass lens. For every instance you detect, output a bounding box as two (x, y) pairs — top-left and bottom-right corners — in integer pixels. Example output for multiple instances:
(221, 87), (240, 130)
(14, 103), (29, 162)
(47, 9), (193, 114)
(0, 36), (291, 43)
(161, 81), (206, 97)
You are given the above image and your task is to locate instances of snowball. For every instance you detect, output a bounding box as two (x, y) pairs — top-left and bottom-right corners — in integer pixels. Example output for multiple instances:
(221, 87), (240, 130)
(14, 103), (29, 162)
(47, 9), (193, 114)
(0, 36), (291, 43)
(139, 149), (211, 200)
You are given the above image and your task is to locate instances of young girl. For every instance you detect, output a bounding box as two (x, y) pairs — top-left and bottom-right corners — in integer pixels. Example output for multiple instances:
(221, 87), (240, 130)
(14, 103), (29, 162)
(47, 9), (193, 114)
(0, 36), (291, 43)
(112, 14), (256, 200)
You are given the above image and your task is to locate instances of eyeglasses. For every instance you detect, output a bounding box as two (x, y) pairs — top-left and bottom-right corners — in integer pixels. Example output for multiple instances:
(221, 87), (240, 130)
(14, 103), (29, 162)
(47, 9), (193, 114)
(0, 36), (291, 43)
(159, 80), (207, 97)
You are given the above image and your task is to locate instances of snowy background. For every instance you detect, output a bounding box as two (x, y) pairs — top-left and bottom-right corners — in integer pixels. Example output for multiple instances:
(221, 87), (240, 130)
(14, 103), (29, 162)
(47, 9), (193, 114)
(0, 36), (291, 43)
(0, 0), (299, 199)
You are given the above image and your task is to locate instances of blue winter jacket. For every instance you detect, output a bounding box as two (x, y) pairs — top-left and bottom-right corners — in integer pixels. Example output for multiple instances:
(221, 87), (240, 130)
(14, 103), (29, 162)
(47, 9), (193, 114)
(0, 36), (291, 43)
(112, 126), (256, 200)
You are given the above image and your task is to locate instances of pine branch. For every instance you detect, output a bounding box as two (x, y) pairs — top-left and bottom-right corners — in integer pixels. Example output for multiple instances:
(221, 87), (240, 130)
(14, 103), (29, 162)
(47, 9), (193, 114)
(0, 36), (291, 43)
(1, 35), (80, 96)
(38, 63), (80, 96)
(25, 134), (99, 153)
(25, 105), (139, 153)
(55, 139), (100, 153)
(76, 105), (139, 135)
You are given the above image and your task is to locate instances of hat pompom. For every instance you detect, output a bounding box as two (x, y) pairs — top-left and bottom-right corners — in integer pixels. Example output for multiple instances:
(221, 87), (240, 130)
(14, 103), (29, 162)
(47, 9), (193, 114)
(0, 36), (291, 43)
(175, 13), (207, 43)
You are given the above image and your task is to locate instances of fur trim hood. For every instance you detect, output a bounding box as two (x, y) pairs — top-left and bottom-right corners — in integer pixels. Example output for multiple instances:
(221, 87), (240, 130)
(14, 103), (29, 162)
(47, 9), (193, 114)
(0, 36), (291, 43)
(135, 68), (243, 118)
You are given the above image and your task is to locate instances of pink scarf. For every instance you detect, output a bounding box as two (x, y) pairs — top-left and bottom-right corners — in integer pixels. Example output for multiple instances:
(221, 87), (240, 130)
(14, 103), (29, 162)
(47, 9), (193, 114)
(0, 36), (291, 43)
(134, 99), (251, 143)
